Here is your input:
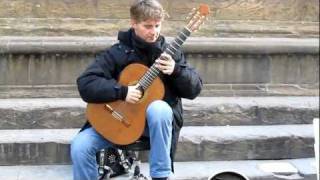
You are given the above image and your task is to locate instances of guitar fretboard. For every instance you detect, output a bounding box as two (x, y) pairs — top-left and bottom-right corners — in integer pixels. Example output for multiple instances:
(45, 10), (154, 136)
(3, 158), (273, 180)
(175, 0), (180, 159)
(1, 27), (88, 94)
(138, 27), (192, 90)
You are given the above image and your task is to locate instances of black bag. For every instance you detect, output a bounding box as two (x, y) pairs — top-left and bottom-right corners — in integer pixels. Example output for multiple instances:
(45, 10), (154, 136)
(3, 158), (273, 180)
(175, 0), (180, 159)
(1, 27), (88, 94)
(97, 137), (150, 179)
(97, 147), (135, 179)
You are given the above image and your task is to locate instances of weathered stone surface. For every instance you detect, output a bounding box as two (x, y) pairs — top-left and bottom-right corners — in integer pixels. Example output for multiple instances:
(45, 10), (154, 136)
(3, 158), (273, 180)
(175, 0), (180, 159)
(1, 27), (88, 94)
(182, 96), (319, 126)
(270, 54), (320, 84)
(0, 158), (317, 180)
(0, 0), (318, 21)
(0, 97), (318, 129)
(174, 125), (315, 161)
(0, 83), (319, 98)
(0, 18), (318, 37)
(1, 37), (318, 54)
(0, 0), (318, 38)
(0, 129), (74, 165)
(0, 125), (314, 165)
(0, 85), (80, 98)
(0, 98), (86, 129)
(0, 37), (318, 90)
(0, 53), (92, 85)
(0, 0), (319, 37)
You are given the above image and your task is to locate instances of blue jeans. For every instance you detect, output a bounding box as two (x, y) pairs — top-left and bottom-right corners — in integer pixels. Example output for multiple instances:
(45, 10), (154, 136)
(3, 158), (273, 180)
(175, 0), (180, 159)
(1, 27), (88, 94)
(71, 100), (173, 180)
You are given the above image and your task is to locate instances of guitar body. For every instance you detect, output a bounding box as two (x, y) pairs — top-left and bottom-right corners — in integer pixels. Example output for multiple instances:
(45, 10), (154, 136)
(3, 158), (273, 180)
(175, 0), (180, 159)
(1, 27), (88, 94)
(86, 63), (165, 145)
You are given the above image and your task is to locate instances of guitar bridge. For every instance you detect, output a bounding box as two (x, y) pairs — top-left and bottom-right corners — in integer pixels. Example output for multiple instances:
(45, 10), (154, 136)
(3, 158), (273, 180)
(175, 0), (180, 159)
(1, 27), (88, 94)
(105, 104), (130, 127)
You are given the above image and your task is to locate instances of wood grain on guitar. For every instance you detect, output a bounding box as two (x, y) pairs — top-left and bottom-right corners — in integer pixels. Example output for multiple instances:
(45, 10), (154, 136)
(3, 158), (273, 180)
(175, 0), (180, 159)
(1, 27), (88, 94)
(86, 4), (210, 145)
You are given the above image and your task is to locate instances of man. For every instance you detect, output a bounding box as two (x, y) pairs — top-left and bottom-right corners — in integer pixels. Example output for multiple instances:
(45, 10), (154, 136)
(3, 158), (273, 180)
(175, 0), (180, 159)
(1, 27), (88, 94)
(71, 0), (202, 179)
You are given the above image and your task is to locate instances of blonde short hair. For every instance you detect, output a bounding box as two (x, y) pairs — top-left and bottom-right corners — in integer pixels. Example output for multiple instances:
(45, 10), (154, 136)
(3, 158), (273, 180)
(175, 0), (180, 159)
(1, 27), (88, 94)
(130, 0), (165, 22)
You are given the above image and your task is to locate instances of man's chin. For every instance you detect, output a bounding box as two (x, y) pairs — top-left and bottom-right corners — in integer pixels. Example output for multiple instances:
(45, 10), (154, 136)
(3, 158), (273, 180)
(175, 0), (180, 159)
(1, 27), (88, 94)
(146, 38), (157, 43)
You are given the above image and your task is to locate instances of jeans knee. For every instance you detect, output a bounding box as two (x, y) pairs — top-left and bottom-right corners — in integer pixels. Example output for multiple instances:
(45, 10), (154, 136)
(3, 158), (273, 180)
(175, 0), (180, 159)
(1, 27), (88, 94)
(70, 136), (93, 160)
(147, 100), (173, 126)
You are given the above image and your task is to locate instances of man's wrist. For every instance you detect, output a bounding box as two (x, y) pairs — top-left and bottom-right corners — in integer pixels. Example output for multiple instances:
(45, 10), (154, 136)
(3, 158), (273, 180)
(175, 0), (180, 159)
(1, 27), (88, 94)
(119, 86), (128, 100)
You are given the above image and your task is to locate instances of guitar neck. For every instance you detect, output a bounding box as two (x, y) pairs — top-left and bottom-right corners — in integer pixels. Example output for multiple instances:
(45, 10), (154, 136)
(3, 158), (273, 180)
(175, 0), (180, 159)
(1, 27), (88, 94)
(165, 27), (192, 56)
(138, 27), (192, 90)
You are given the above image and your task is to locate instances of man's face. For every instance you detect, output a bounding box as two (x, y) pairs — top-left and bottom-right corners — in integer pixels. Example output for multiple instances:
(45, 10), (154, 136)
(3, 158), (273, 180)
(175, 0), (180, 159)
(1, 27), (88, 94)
(131, 18), (162, 43)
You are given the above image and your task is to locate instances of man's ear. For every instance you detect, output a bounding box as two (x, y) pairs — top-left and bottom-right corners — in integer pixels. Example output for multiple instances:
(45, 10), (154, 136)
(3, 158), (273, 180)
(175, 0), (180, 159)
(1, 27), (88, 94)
(130, 19), (137, 28)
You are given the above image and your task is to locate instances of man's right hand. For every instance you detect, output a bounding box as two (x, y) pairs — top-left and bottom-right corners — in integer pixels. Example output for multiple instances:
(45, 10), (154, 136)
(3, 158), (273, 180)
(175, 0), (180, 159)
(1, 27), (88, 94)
(125, 84), (142, 104)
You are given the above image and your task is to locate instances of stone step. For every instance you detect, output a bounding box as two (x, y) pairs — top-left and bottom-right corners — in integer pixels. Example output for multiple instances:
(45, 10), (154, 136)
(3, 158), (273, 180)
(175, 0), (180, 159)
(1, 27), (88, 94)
(0, 124), (314, 165)
(0, 97), (318, 129)
(0, 84), (319, 99)
(0, 37), (319, 98)
(0, 158), (316, 180)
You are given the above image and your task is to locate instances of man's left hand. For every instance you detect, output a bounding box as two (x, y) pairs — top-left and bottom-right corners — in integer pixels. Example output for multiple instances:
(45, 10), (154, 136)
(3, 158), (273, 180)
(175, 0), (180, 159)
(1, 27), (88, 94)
(155, 52), (175, 75)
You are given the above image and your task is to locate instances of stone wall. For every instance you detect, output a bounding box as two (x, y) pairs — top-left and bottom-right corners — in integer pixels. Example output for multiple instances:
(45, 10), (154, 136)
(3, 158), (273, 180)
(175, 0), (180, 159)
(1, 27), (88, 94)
(0, 0), (318, 37)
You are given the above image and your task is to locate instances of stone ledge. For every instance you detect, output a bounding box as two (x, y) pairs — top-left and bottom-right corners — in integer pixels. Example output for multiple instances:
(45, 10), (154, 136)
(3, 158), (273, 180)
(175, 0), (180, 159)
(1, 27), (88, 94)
(0, 158), (316, 180)
(0, 36), (319, 54)
(0, 125), (315, 165)
(0, 97), (318, 129)
(0, 18), (319, 37)
(0, 84), (318, 99)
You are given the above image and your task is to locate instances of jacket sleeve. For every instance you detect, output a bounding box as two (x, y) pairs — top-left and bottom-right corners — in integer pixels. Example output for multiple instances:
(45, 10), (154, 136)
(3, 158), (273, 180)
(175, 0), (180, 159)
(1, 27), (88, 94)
(167, 50), (203, 99)
(77, 49), (128, 103)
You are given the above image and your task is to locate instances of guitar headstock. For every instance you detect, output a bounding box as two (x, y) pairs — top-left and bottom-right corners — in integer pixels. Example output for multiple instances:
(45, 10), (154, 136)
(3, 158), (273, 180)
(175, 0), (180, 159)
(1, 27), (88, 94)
(186, 4), (210, 32)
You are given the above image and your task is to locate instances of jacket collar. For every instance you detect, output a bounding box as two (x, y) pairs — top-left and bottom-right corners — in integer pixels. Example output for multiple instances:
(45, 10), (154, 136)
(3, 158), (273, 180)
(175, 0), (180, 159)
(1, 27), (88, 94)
(118, 28), (166, 66)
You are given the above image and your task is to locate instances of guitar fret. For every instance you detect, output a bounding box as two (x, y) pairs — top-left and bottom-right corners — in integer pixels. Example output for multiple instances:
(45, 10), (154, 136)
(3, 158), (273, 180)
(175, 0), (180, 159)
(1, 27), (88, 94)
(149, 72), (156, 80)
(139, 80), (147, 89)
(180, 31), (188, 39)
(170, 44), (178, 52)
(184, 27), (192, 34)
(144, 74), (153, 84)
(148, 70), (156, 79)
(141, 77), (150, 86)
(149, 67), (158, 77)
(141, 77), (149, 86)
(176, 36), (184, 44)
(165, 48), (175, 56)
(177, 34), (187, 43)
(141, 78), (147, 86)
(182, 27), (191, 36)
(172, 40), (182, 48)
(140, 66), (160, 88)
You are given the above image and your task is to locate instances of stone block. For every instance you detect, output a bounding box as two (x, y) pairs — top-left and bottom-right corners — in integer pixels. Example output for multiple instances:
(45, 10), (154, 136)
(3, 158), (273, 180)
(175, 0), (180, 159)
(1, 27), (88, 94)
(0, 125), (315, 165)
(188, 54), (270, 84)
(0, 97), (318, 128)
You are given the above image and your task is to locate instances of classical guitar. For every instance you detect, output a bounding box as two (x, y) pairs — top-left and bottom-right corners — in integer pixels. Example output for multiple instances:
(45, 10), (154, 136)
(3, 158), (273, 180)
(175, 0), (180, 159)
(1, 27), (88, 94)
(86, 4), (210, 145)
